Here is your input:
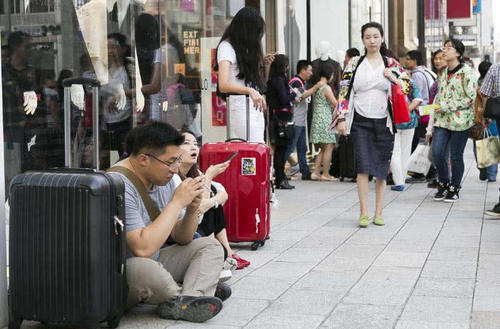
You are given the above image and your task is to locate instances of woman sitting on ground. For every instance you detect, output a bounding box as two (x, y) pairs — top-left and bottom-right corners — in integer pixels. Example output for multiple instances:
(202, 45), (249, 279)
(175, 130), (250, 270)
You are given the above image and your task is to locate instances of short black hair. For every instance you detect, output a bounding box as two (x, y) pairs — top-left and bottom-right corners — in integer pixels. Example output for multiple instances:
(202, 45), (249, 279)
(7, 31), (31, 51)
(478, 61), (492, 79)
(318, 62), (334, 80)
(125, 121), (184, 156)
(444, 39), (465, 58)
(406, 50), (423, 65)
(296, 60), (312, 75)
(346, 48), (360, 58)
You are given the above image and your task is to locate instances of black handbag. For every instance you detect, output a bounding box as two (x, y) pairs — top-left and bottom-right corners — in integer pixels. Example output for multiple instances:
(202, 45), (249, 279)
(484, 96), (500, 120)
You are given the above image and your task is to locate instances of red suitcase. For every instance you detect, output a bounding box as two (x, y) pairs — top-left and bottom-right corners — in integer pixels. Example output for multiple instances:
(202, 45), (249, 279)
(200, 97), (270, 250)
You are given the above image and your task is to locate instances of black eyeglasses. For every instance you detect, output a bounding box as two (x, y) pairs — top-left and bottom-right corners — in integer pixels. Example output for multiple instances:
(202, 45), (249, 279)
(144, 154), (182, 170)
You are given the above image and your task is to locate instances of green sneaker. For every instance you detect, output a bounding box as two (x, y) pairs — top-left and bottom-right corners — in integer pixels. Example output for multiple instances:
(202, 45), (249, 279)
(358, 215), (370, 228)
(373, 217), (385, 226)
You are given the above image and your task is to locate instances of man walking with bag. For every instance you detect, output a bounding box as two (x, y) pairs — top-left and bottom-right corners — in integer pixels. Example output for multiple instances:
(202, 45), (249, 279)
(480, 63), (500, 216)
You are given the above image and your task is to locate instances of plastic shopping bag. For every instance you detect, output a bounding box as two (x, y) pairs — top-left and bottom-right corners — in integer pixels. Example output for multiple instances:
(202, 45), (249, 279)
(476, 129), (500, 168)
(407, 143), (432, 175)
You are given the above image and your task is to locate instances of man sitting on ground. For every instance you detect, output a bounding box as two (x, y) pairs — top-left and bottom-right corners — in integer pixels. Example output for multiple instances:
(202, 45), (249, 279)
(109, 121), (227, 322)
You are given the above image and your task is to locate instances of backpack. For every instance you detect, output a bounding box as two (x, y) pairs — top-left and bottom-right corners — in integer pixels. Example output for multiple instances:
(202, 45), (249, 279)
(288, 77), (305, 90)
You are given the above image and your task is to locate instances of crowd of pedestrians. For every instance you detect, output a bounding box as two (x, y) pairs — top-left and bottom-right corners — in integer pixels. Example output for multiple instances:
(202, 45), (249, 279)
(5, 3), (500, 325)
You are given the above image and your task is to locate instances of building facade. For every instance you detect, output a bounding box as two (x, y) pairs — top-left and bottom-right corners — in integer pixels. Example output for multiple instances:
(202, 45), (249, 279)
(1, 0), (493, 325)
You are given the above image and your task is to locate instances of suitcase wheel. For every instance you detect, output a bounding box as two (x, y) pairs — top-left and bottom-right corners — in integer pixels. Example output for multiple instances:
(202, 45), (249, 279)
(250, 240), (266, 250)
(108, 314), (122, 328)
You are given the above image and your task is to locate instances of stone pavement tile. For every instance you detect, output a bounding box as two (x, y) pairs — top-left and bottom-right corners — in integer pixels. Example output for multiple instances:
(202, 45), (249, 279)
(293, 270), (361, 291)
(166, 323), (240, 329)
(421, 260), (477, 279)
(481, 226), (500, 243)
(202, 298), (268, 327)
(249, 261), (315, 285)
(474, 281), (500, 297)
(264, 230), (310, 242)
(244, 311), (324, 329)
(399, 296), (472, 323)
(385, 239), (435, 253)
(373, 252), (428, 268)
(362, 266), (421, 283)
(314, 256), (372, 273)
(395, 320), (469, 329)
(343, 280), (414, 306)
(308, 226), (357, 239)
(395, 229), (440, 242)
(433, 236), (480, 248)
(332, 243), (385, 258)
(275, 247), (333, 263)
(473, 295), (500, 312)
(413, 278), (475, 298)
(346, 231), (395, 245)
(230, 275), (292, 300)
(267, 289), (344, 316)
(480, 241), (500, 254)
(471, 311), (500, 329)
(478, 254), (500, 270)
(284, 217), (333, 232)
(428, 247), (479, 262)
(322, 303), (402, 329)
(293, 235), (346, 250)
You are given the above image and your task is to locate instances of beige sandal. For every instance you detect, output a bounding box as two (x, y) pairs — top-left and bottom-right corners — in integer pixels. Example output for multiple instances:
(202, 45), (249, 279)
(321, 175), (338, 182)
(311, 173), (321, 181)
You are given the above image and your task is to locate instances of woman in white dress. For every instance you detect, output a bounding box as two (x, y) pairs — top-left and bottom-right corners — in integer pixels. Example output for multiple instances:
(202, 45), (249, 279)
(216, 7), (267, 142)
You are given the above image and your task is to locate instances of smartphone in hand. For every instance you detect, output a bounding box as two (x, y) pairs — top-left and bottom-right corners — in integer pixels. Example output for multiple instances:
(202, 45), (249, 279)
(225, 151), (239, 163)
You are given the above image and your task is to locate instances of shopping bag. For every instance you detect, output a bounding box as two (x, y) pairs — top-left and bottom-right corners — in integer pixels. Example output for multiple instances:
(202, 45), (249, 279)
(391, 84), (410, 125)
(407, 143), (432, 175)
(476, 129), (500, 168)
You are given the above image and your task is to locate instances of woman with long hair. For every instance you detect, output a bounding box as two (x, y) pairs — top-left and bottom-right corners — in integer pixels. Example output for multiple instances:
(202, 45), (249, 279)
(176, 130), (251, 271)
(310, 62), (338, 181)
(266, 54), (299, 189)
(336, 22), (410, 227)
(216, 7), (267, 142)
(431, 39), (477, 202)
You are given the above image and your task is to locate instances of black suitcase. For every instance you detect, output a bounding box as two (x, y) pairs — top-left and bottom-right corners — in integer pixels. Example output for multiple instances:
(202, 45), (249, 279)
(8, 78), (128, 329)
(336, 135), (357, 181)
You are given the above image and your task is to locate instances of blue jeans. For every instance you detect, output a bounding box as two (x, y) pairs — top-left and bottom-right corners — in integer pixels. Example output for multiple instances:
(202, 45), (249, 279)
(432, 127), (470, 188)
(284, 125), (311, 175)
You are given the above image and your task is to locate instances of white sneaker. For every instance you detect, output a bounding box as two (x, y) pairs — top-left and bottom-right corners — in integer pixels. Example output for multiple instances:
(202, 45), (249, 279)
(219, 269), (232, 282)
(219, 257), (237, 282)
(224, 257), (237, 272)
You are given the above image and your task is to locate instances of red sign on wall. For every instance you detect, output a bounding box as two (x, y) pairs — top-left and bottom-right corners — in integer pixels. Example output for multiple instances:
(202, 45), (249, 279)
(447, 0), (472, 19)
(212, 93), (226, 126)
(425, 0), (440, 20)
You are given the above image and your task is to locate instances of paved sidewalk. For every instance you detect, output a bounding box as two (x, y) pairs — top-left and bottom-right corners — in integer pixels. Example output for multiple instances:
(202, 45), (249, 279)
(20, 143), (500, 328)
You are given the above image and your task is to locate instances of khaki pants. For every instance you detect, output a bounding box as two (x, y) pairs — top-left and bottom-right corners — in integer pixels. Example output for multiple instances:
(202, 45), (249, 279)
(126, 237), (224, 309)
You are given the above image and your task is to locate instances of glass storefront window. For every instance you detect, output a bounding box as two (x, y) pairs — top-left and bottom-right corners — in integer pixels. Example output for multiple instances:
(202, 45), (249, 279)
(1, 0), (259, 197)
(404, 0), (418, 51)
(350, 0), (385, 51)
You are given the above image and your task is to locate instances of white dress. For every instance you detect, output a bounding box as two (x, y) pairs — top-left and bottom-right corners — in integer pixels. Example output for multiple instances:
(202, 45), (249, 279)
(217, 40), (265, 143)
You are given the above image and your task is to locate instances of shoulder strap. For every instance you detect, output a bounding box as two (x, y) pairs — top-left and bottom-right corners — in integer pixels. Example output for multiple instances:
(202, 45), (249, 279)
(107, 166), (161, 220)
(289, 77), (305, 89)
(346, 55), (365, 100)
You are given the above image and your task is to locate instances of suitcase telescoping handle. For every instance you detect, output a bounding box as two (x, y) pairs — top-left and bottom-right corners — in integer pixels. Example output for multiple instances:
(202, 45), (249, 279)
(63, 77), (101, 170)
(226, 96), (250, 142)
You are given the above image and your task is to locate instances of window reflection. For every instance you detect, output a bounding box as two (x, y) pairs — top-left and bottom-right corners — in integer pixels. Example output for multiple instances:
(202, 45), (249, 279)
(1, 0), (255, 196)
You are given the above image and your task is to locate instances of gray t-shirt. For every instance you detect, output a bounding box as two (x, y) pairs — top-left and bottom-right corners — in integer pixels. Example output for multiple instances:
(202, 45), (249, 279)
(111, 172), (184, 260)
(289, 76), (308, 127)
